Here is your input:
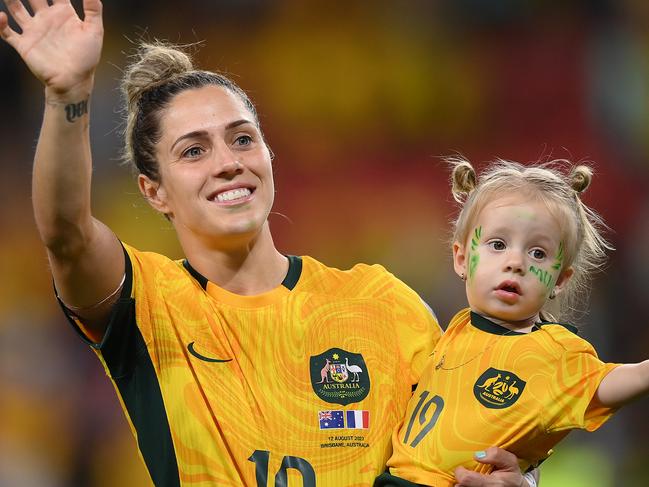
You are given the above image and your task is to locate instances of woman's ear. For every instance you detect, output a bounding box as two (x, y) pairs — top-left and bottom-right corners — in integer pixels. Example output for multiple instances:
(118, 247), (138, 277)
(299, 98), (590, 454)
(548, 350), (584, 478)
(266, 143), (275, 161)
(453, 241), (467, 280)
(138, 174), (170, 215)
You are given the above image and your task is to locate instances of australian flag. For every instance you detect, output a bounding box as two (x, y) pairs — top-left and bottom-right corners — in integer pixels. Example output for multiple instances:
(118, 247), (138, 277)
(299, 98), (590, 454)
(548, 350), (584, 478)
(319, 410), (344, 429)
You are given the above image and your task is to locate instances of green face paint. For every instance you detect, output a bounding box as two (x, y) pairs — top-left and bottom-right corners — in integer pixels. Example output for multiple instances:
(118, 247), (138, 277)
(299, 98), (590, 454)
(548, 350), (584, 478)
(529, 265), (554, 289)
(551, 242), (564, 271)
(530, 242), (564, 292)
(468, 226), (482, 279)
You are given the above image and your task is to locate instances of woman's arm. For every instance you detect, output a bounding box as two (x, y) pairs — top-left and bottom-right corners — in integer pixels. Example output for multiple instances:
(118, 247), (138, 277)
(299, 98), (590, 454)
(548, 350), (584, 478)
(1, 0), (123, 340)
(596, 361), (649, 408)
(454, 447), (537, 487)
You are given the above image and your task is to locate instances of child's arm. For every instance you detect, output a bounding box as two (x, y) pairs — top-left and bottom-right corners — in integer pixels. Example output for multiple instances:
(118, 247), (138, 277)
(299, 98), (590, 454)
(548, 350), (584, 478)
(595, 361), (649, 407)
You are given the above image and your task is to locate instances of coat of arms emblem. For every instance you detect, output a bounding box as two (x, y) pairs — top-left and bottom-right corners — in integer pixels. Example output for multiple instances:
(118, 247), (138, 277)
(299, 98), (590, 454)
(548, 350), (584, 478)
(309, 348), (370, 405)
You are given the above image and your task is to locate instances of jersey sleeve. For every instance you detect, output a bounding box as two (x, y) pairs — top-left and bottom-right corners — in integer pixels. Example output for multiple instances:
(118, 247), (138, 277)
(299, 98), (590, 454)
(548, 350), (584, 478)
(57, 242), (149, 379)
(56, 243), (132, 343)
(389, 276), (443, 385)
(543, 336), (619, 433)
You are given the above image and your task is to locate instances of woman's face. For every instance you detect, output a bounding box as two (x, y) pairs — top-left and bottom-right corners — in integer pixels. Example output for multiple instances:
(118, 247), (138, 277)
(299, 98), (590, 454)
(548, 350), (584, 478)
(141, 84), (274, 248)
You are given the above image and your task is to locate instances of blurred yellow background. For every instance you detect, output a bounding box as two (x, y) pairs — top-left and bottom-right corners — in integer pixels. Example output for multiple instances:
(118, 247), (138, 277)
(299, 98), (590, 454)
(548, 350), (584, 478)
(1, 0), (649, 485)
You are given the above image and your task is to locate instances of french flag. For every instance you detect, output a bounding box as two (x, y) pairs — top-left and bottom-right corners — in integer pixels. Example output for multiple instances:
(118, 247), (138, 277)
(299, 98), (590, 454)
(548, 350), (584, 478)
(346, 410), (369, 429)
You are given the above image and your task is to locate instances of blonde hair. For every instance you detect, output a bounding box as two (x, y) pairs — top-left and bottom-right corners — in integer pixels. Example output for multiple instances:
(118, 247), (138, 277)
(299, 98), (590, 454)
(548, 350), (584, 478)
(448, 156), (612, 322)
(120, 41), (260, 181)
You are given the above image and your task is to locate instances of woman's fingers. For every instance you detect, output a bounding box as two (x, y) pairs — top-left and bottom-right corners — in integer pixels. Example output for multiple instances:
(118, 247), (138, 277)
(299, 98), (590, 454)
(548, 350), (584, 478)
(82, 0), (102, 26)
(4, 0), (31, 28)
(27, 0), (49, 13)
(0, 11), (19, 46)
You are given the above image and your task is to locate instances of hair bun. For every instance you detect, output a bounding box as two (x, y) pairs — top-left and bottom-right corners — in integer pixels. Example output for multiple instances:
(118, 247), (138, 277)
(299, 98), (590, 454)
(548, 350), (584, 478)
(569, 165), (593, 194)
(122, 42), (195, 108)
(447, 156), (477, 202)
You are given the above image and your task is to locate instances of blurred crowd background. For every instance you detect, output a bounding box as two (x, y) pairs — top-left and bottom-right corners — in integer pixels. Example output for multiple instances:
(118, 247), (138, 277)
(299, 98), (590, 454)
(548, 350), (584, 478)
(1, 0), (649, 485)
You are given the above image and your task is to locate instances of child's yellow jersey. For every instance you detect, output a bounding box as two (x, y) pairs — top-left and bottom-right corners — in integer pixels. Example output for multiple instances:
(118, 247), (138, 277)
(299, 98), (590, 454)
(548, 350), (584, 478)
(385, 308), (618, 487)
(63, 243), (441, 487)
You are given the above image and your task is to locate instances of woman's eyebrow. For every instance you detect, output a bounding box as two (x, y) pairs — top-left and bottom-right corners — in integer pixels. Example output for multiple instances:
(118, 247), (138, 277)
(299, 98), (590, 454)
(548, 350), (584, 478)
(170, 130), (209, 153)
(170, 120), (255, 153)
(225, 119), (254, 131)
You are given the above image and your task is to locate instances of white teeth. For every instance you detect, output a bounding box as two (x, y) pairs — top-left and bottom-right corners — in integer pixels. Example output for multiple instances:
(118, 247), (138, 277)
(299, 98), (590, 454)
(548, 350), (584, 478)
(215, 188), (251, 202)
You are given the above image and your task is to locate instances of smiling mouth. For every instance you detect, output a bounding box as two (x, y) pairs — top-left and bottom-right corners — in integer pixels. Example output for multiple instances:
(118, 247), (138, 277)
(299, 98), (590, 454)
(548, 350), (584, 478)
(211, 188), (253, 203)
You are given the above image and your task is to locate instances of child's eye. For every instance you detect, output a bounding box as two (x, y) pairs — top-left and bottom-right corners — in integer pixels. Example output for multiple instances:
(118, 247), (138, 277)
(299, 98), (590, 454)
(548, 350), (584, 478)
(488, 240), (506, 251)
(529, 248), (546, 260)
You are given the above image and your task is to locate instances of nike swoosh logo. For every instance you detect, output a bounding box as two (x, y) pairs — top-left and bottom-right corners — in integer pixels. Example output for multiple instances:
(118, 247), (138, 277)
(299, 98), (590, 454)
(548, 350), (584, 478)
(187, 342), (232, 363)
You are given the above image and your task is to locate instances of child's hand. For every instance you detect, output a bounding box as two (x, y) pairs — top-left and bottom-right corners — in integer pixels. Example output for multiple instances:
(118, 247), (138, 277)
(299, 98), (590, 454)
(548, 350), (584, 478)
(454, 447), (526, 487)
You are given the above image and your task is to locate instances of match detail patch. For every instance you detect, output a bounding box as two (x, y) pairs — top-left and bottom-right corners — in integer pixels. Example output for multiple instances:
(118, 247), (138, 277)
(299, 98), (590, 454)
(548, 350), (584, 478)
(318, 410), (369, 430)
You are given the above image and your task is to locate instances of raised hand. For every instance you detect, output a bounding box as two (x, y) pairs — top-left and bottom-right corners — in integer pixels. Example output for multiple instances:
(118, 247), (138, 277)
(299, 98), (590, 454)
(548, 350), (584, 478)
(0, 0), (103, 94)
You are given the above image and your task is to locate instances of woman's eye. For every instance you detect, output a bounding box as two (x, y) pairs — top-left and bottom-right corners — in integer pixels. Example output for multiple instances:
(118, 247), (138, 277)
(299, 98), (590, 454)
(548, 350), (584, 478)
(530, 248), (546, 260)
(235, 135), (253, 146)
(489, 240), (506, 251)
(183, 146), (204, 158)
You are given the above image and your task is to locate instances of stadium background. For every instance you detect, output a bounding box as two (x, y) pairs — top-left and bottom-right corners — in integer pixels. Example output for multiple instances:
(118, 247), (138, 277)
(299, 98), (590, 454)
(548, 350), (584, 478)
(1, 0), (649, 485)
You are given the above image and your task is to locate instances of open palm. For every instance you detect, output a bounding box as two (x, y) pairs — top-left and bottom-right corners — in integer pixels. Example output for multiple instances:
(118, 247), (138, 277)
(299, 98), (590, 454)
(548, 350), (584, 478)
(0, 0), (103, 93)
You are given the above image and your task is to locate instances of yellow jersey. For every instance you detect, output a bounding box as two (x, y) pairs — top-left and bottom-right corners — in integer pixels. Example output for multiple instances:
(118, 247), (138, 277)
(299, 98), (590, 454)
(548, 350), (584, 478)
(385, 308), (618, 487)
(63, 243), (441, 487)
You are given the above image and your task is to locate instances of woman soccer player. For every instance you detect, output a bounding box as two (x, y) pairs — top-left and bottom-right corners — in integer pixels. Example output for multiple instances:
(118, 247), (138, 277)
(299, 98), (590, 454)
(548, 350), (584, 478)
(1, 1), (533, 485)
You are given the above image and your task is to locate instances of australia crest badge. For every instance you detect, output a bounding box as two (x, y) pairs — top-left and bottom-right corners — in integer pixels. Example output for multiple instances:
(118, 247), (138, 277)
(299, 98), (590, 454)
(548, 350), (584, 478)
(310, 348), (370, 405)
(473, 367), (526, 409)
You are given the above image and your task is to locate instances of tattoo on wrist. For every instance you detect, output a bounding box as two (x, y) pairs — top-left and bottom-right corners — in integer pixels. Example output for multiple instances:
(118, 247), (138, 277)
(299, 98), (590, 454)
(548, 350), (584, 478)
(65, 99), (89, 123)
